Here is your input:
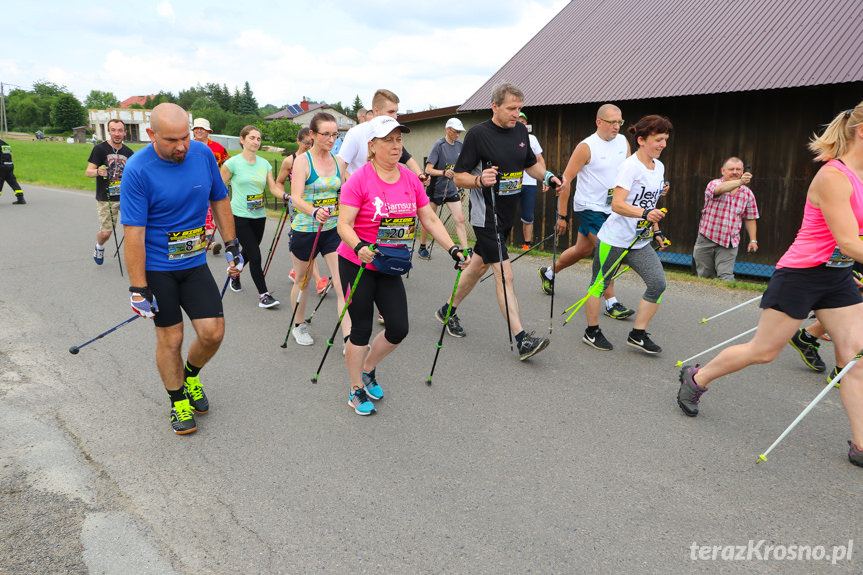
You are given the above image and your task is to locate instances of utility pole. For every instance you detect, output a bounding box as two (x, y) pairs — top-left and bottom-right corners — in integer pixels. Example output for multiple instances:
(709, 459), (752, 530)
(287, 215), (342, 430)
(1, 82), (7, 136)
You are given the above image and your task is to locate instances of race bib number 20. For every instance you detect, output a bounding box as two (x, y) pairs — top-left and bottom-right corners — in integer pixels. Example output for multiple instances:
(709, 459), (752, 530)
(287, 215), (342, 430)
(377, 216), (416, 245)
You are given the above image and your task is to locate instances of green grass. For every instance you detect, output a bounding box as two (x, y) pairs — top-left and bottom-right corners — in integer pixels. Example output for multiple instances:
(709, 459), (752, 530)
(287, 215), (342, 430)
(10, 139), (285, 191)
(11, 140), (147, 190)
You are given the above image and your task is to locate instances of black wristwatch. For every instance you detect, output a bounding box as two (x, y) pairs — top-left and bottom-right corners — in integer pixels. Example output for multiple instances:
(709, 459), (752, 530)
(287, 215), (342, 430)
(642, 207), (653, 220)
(558, 214), (570, 222)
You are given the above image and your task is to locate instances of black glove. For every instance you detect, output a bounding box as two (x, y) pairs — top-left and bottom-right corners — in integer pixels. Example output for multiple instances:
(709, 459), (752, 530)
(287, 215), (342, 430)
(449, 246), (472, 269)
(225, 238), (243, 269)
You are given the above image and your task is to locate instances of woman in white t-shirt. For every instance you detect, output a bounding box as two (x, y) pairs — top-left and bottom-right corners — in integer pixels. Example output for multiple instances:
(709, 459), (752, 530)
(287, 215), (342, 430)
(582, 115), (673, 354)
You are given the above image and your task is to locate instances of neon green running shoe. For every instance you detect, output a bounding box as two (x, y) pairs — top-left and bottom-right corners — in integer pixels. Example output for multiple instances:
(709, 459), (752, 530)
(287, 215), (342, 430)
(184, 375), (209, 414)
(170, 399), (198, 435)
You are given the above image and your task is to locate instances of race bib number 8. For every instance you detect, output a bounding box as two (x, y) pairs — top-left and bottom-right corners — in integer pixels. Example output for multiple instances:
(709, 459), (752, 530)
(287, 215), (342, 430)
(167, 226), (205, 260)
(498, 172), (523, 196)
(377, 216), (416, 245)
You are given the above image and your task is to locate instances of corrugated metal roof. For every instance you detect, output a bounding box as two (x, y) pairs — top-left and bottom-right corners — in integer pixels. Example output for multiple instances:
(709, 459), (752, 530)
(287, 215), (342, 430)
(460, 0), (863, 111)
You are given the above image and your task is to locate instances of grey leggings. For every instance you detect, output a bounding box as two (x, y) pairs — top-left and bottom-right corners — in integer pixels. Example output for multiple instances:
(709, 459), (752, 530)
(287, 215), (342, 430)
(590, 241), (667, 303)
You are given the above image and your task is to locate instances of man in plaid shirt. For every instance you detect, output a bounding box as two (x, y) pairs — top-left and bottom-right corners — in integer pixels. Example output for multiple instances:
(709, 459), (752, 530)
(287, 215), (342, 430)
(693, 157), (759, 281)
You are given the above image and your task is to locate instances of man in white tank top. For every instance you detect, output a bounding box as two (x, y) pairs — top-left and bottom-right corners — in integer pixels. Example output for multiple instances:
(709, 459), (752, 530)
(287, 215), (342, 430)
(538, 104), (635, 320)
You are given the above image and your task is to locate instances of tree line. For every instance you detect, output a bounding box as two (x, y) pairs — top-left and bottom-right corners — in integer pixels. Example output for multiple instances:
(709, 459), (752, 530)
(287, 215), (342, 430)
(5, 80), (367, 147)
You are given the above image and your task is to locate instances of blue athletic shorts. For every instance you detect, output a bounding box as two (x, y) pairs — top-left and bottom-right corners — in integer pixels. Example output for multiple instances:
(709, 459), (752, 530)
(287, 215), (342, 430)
(576, 209), (609, 237)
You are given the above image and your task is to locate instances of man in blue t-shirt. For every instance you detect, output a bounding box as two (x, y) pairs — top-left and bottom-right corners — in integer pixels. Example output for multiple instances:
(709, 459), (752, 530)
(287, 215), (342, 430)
(121, 103), (242, 435)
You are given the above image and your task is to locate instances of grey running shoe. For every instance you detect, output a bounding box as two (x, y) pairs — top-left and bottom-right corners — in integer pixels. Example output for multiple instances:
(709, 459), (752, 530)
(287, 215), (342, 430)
(677, 364), (707, 417)
(583, 328), (613, 350)
(627, 331), (661, 354)
(436, 305), (465, 337)
(789, 329), (826, 372)
(170, 398), (198, 434)
(518, 331), (550, 361)
(604, 302), (635, 320)
(538, 266), (554, 295)
(292, 322), (314, 346)
(848, 441), (863, 468)
(418, 247), (431, 260)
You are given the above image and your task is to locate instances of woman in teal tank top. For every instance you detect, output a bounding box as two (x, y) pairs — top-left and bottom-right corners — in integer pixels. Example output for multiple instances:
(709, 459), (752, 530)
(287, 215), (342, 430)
(287, 112), (350, 347)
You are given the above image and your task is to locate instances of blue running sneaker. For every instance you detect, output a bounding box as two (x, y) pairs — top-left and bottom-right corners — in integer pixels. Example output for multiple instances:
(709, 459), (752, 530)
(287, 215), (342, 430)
(94, 245), (105, 265)
(349, 386), (375, 415)
(362, 369), (383, 400)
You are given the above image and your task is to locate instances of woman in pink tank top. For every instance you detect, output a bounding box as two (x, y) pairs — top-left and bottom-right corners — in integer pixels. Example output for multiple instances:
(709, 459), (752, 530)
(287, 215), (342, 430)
(676, 102), (863, 468)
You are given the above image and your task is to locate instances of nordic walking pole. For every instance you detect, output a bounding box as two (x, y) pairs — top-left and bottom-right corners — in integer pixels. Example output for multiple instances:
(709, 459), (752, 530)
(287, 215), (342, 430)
(106, 195), (123, 277)
(426, 248), (472, 385)
(427, 177), (453, 255)
(479, 232), (555, 282)
(113, 235), (125, 258)
(220, 275), (231, 299)
(69, 315), (139, 354)
(699, 295), (763, 324)
(263, 202), (289, 277)
(757, 350), (863, 464)
(310, 245), (376, 384)
(549, 178), (559, 334)
(561, 211), (665, 326)
(305, 278), (333, 323)
(280, 223), (324, 348)
(674, 326), (757, 367)
(487, 163), (514, 351)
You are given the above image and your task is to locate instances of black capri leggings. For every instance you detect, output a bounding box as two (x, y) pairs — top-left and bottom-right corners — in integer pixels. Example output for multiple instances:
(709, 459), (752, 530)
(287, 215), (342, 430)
(339, 255), (409, 346)
(234, 215), (268, 294)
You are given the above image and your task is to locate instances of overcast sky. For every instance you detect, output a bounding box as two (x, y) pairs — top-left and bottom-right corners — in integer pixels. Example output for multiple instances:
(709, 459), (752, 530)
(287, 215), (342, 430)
(3, 0), (568, 112)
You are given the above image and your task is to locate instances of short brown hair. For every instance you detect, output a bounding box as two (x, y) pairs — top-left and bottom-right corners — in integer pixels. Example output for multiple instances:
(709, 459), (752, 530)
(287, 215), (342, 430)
(628, 115), (673, 143)
(491, 83), (524, 106)
(372, 89), (399, 112)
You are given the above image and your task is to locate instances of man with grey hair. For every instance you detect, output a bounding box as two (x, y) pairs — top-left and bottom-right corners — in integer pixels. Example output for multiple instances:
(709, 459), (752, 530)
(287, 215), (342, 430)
(693, 157), (758, 281)
(433, 83), (563, 361)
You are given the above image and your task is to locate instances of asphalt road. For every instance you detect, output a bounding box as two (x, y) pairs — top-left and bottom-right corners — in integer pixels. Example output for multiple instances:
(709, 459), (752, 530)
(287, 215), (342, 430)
(1, 185), (860, 574)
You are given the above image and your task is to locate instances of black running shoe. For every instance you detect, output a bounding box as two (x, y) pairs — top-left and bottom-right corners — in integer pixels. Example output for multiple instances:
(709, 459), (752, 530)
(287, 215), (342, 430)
(848, 440), (863, 468)
(230, 276), (242, 293)
(583, 328), (613, 350)
(184, 375), (209, 414)
(626, 331), (662, 354)
(170, 398), (198, 434)
(828, 365), (842, 388)
(789, 329), (826, 372)
(435, 305), (466, 337)
(518, 331), (550, 361)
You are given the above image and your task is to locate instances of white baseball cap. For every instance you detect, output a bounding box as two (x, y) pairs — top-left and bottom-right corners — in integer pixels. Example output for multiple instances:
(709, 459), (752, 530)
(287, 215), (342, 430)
(368, 115), (411, 138)
(192, 118), (212, 132)
(445, 118), (465, 131)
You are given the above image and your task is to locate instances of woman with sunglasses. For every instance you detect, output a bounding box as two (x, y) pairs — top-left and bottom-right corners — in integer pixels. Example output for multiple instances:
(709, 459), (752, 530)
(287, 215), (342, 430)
(288, 113), (349, 346)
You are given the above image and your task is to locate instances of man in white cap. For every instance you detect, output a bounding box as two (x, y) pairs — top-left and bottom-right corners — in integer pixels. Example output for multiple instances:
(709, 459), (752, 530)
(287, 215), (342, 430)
(418, 118), (468, 258)
(192, 117), (229, 254)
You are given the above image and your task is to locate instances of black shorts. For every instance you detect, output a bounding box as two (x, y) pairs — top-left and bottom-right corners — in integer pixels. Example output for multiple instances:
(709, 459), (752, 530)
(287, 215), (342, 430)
(429, 189), (461, 206)
(146, 264), (224, 328)
(289, 226), (340, 261)
(760, 265), (863, 320)
(472, 226), (511, 264)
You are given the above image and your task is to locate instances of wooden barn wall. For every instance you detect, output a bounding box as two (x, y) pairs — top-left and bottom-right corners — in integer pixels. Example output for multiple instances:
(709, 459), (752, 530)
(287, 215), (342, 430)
(521, 83), (863, 267)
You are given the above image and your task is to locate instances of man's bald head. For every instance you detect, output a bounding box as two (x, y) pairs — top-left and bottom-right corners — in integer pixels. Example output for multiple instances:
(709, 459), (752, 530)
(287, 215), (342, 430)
(150, 103), (189, 134)
(147, 103), (191, 164)
(596, 103), (621, 119)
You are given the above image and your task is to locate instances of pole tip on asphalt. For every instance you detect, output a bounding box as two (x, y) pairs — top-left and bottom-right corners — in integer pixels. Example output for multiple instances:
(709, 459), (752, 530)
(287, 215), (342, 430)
(675, 361), (682, 367)
(699, 319), (706, 324)
(280, 343), (287, 349)
(756, 454), (767, 464)
(426, 378), (432, 386)
(310, 377), (318, 384)
(69, 346), (79, 355)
